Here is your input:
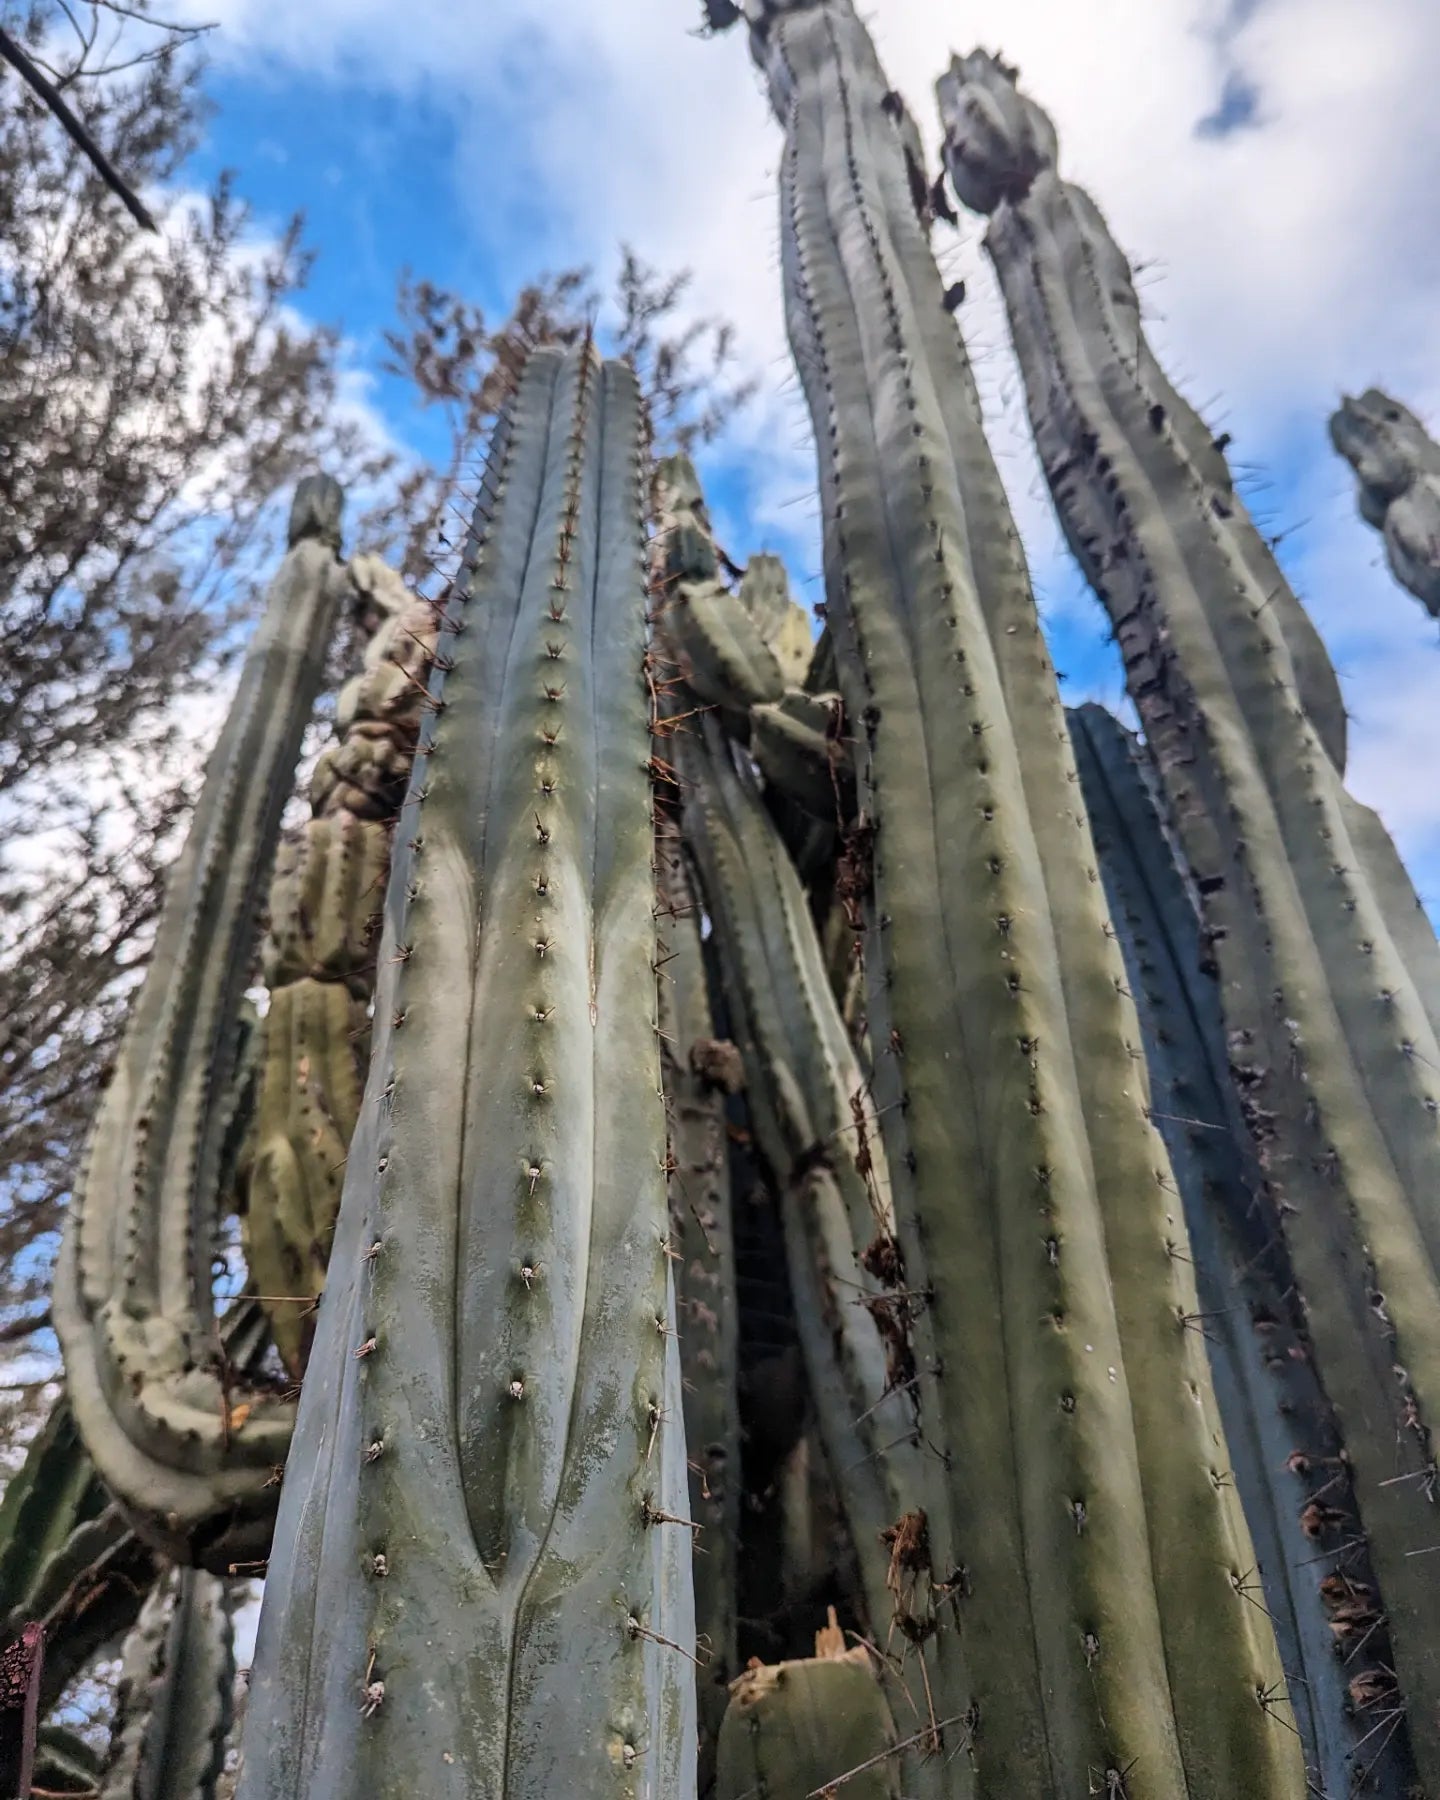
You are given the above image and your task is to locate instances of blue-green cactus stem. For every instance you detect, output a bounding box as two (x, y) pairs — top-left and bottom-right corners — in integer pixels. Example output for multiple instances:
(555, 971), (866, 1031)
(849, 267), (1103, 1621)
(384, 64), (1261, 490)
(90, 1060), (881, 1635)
(751, 688), (855, 823)
(101, 1567), (235, 1800)
(51, 477), (346, 1568)
(742, 5), (1301, 1793)
(1331, 389), (1440, 620)
(1071, 702), (1414, 1799)
(941, 52), (1440, 1780)
(236, 345), (695, 1800)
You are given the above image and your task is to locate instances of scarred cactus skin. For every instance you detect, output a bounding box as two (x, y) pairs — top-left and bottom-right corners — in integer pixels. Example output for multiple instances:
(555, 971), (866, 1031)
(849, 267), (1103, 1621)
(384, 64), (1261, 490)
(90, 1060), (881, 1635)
(740, 5), (1302, 1794)
(101, 1567), (235, 1800)
(715, 1625), (899, 1800)
(235, 345), (696, 1800)
(1330, 388), (1440, 619)
(941, 51), (1440, 1784)
(51, 479), (347, 1569)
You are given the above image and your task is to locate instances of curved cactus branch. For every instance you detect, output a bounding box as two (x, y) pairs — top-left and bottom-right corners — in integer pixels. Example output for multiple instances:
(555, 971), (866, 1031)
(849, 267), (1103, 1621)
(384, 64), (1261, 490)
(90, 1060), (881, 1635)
(740, 6), (1303, 1793)
(940, 51), (1440, 1783)
(1330, 388), (1440, 620)
(236, 345), (696, 1800)
(52, 479), (347, 1568)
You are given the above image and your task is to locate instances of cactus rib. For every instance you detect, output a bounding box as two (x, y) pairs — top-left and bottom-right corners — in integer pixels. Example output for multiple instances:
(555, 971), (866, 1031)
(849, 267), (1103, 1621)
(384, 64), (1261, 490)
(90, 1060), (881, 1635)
(236, 345), (695, 1800)
(742, 5), (1303, 1792)
(941, 52), (1440, 1781)
(51, 479), (346, 1566)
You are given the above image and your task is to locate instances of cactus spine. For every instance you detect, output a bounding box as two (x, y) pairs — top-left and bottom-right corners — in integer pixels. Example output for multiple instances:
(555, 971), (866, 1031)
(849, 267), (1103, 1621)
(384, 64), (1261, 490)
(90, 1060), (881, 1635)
(1070, 702), (1410, 1797)
(50, 478), (346, 1567)
(741, 4), (1301, 1792)
(236, 345), (695, 1800)
(941, 54), (1440, 1780)
(1330, 388), (1440, 619)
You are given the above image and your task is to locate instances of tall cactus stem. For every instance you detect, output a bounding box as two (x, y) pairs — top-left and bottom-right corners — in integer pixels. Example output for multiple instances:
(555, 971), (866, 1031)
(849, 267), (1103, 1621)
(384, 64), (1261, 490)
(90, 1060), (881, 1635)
(740, 5), (1303, 1792)
(51, 477), (347, 1567)
(236, 345), (695, 1800)
(940, 52), (1440, 1779)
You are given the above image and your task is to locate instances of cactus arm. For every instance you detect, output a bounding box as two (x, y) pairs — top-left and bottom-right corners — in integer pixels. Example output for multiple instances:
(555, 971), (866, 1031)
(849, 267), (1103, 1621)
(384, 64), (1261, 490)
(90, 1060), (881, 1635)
(741, 6), (1302, 1793)
(941, 53), (1440, 1778)
(237, 347), (695, 1800)
(1330, 389), (1440, 620)
(750, 689), (854, 821)
(101, 1568), (235, 1800)
(1070, 703), (1411, 1798)
(52, 482), (346, 1564)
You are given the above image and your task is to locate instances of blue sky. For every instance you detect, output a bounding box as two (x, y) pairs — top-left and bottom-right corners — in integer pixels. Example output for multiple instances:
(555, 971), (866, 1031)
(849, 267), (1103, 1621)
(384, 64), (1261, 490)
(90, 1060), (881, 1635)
(173, 0), (1440, 910)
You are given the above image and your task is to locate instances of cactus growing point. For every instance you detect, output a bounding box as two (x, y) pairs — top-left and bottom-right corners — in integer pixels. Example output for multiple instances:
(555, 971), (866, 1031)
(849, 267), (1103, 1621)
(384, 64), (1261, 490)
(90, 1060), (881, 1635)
(1330, 387), (1440, 620)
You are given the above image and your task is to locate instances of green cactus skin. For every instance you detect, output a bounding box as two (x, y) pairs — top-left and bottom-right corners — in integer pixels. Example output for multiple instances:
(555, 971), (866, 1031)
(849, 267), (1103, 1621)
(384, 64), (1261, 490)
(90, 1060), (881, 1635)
(655, 455), (924, 1655)
(938, 53), (1347, 778)
(243, 561), (435, 1371)
(681, 712), (923, 1644)
(715, 1645), (899, 1800)
(1071, 702), (1415, 1798)
(241, 979), (369, 1378)
(235, 345), (696, 1800)
(940, 52), (1440, 1780)
(655, 817), (742, 1789)
(750, 688), (854, 822)
(0, 1401), (157, 1719)
(741, 6), (1303, 1794)
(51, 479), (346, 1567)
(1330, 388), (1440, 620)
(260, 815), (389, 993)
(101, 1567), (235, 1800)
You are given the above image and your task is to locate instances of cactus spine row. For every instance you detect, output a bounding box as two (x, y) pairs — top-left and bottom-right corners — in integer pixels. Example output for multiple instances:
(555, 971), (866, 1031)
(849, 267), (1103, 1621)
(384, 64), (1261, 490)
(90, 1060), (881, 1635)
(236, 344), (695, 1800)
(747, 4), (1302, 1792)
(940, 53), (1440, 1783)
(50, 478), (347, 1568)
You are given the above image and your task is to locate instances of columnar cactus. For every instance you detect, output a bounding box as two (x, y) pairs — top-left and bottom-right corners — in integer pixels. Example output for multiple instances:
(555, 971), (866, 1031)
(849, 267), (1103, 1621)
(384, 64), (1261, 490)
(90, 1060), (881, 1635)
(940, 52), (1440, 1780)
(236, 344), (696, 1800)
(101, 1567), (235, 1800)
(244, 556), (433, 1376)
(50, 478), (347, 1568)
(1330, 387), (1440, 619)
(731, 5), (1302, 1793)
(653, 456), (922, 1665)
(1070, 702), (1410, 1797)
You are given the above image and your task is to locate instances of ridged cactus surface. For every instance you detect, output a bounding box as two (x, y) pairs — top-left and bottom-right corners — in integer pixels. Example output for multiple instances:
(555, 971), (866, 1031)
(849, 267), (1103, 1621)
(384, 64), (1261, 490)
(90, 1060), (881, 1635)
(1330, 387), (1440, 619)
(1071, 703), (1411, 1798)
(744, 4), (1302, 1793)
(50, 477), (346, 1568)
(244, 557), (433, 1376)
(715, 1621), (899, 1800)
(236, 345), (696, 1800)
(940, 52), (1440, 1781)
(101, 1567), (235, 1800)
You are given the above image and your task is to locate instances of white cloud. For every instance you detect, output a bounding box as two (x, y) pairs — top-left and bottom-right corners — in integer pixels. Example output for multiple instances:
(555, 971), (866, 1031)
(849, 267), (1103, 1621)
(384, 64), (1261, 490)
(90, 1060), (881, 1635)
(176, 0), (1440, 890)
